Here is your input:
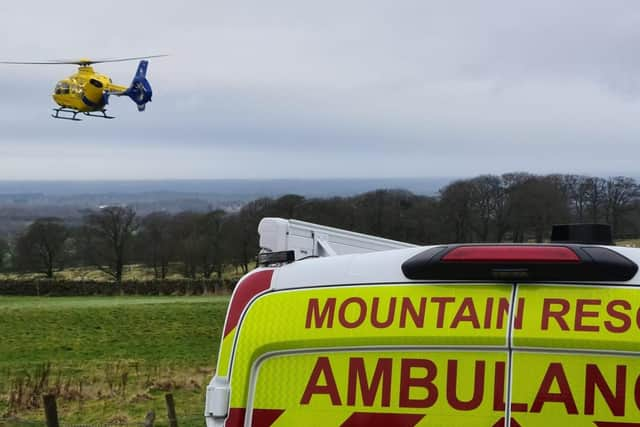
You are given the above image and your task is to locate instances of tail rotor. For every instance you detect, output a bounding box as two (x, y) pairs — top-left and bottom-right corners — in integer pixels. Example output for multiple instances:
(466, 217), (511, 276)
(123, 60), (153, 111)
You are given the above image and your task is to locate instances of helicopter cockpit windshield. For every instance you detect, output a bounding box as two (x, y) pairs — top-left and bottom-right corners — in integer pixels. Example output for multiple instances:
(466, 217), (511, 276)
(54, 81), (70, 95)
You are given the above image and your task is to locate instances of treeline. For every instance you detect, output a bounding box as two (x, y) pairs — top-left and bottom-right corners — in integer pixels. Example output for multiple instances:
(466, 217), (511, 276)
(0, 173), (639, 281)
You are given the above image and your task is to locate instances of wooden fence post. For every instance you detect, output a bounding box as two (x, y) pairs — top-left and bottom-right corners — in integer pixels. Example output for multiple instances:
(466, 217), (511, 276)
(43, 394), (59, 427)
(143, 410), (156, 427)
(165, 393), (178, 427)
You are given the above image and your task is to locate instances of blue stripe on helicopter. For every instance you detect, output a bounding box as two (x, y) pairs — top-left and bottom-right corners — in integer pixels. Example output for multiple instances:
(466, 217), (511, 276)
(81, 95), (105, 108)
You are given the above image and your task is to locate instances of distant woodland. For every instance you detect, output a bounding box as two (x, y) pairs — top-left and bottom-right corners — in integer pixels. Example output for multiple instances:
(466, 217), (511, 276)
(1, 173), (640, 280)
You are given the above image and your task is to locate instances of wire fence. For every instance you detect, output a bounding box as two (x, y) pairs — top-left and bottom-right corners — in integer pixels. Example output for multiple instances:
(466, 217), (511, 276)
(0, 415), (205, 427)
(0, 394), (205, 427)
(0, 419), (43, 427)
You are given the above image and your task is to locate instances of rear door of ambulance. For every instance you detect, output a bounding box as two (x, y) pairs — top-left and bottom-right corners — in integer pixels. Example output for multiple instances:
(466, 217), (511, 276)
(212, 244), (640, 427)
(509, 247), (640, 426)
(214, 247), (518, 427)
(403, 244), (640, 427)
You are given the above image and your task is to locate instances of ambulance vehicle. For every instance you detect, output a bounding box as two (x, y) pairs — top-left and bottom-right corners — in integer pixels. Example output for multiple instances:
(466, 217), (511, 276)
(205, 218), (640, 427)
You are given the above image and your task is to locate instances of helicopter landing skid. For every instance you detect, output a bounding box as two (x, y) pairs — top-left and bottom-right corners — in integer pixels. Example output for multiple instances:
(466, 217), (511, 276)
(51, 108), (116, 121)
(83, 110), (115, 119)
(51, 108), (82, 121)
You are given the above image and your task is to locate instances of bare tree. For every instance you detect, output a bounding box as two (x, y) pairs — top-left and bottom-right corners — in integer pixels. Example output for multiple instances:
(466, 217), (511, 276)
(351, 190), (417, 241)
(562, 175), (590, 222)
(138, 212), (175, 279)
(14, 218), (69, 278)
(0, 236), (10, 271)
(172, 212), (201, 279)
(197, 210), (228, 281)
(506, 175), (569, 242)
(404, 196), (441, 244)
(605, 176), (639, 236)
(584, 177), (607, 223)
(226, 199), (271, 273)
(82, 206), (138, 285)
(268, 194), (306, 219)
(295, 196), (356, 231)
(469, 175), (504, 242)
(438, 180), (475, 242)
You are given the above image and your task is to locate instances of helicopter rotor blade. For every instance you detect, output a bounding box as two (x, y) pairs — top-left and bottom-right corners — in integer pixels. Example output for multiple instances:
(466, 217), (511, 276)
(0, 60), (70, 65)
(80, 55), (168, 65)
(0, 55), (168, 66)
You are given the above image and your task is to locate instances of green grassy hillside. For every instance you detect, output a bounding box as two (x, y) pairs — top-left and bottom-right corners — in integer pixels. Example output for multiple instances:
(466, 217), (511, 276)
(0, 296), (230, 426)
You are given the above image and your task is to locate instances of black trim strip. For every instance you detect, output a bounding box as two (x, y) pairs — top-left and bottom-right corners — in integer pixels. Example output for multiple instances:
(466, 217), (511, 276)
(401, 244), (638, 282)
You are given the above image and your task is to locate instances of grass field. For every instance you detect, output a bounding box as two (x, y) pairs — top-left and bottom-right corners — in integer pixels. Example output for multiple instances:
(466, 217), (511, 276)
(0, 295), (231, 426)
(617, 239), (640, 248)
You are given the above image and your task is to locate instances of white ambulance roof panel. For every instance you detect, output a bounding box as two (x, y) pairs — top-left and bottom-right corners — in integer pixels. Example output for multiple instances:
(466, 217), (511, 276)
(270, 245), (640, 289)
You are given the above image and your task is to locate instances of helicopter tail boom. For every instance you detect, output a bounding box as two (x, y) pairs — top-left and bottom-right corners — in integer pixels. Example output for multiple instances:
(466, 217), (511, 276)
(119, 60), (153, 112)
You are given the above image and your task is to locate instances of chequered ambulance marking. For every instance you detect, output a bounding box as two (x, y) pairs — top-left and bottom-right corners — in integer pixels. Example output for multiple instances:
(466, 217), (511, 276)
(247, 351), (509, 427)
(228, 284), (514, 412)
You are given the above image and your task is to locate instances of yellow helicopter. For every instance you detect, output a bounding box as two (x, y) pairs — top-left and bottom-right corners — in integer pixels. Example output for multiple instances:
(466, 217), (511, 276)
(0, 55), (166, 121)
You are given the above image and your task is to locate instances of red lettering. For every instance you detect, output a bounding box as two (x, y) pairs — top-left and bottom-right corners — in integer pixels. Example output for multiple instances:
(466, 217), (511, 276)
(399, 297), (426, 328)
(511, 400), (529, 412)
(371, 298), (396, 328)
(635, 374), (640, 410)
(514, 297), (525, 330)
(541, 299), (570, 331)
(493, 361), (506, 411)
(495, 297), (525, 330)
(347, 358), (392, 407)
(585, 364), (626, 416)
(338, 297), (367, 328)
(399, 359), (438, 408)
(575, 299), (601, 332)
(432, 297), (455, 328)
(300, 357), (342, 405)
(446, 360), (484, 410)
(451, 297), (481, 329)
(483, 298), (494, 329)
(530, 363), (578, 414)
(305, 298), (336, 328)
(492, 361), (527, 412)
(605, 300), (632, 333)
(496, 298), (510, 329)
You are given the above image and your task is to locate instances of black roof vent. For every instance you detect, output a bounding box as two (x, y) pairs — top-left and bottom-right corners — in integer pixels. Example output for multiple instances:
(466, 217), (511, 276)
(551, 224), (613, 245)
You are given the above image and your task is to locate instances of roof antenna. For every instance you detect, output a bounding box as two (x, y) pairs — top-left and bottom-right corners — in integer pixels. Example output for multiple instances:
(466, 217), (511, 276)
(550, 224), (613, 245)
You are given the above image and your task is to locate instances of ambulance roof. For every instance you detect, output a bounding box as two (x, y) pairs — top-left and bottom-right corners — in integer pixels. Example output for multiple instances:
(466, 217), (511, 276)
(269, 245), (640, 290)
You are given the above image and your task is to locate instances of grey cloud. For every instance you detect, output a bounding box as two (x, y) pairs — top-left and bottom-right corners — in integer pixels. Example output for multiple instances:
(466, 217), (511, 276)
(2, 1), (640, 179)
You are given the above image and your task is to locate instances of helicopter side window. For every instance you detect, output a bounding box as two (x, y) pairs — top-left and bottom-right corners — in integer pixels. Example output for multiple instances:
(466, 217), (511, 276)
(54, 82), (70, 95)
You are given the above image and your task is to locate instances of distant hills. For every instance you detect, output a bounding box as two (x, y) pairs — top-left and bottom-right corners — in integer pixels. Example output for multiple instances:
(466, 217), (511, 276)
(0, 178), (453, 199)
(0, 178), (455, 236)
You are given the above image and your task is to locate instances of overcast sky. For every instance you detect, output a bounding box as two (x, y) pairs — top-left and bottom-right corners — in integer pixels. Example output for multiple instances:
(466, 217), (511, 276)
(1, 1), (640, 180)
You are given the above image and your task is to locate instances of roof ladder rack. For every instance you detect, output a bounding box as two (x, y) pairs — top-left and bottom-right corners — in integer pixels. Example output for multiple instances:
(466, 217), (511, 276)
(258, 217), (416, 265)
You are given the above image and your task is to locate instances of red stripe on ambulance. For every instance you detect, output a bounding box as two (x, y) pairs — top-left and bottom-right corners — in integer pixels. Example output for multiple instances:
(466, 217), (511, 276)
(225, 408), (245, 427)
(492, 417), (522, 427)
(223, 269), (273, 338)
(251, 409), (285, 427)
(225, 408), (284, 427)
(340, 412), (424, 426)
